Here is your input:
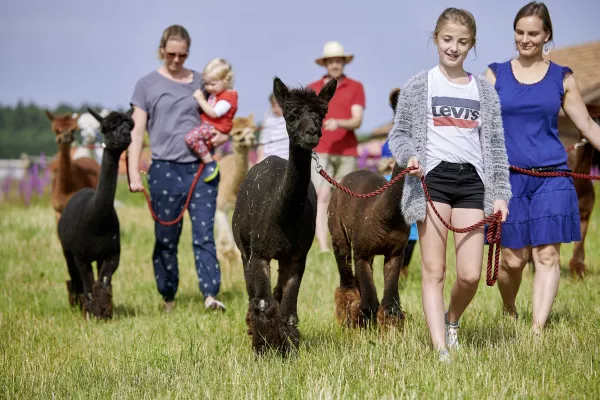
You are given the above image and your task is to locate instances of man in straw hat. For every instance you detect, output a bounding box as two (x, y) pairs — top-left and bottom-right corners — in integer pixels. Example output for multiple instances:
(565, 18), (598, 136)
(308, 41), (365, 253)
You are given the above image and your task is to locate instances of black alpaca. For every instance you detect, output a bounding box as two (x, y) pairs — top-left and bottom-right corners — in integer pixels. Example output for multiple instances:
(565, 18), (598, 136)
(232, 76), (336, 355)
(328, 88), (409, 328)
(58, 108), (133, 320)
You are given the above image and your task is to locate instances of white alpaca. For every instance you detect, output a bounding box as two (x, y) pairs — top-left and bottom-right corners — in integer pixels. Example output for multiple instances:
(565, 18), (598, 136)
(73, 109), (109, 163)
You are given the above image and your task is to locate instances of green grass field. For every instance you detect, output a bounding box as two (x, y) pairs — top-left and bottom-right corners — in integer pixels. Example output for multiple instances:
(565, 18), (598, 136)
(1, 179), (599, 399)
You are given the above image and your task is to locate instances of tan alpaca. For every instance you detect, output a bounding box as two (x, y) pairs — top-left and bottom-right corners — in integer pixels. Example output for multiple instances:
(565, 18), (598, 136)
(45, 111), (100, 223)
(215, 114), (257, 262)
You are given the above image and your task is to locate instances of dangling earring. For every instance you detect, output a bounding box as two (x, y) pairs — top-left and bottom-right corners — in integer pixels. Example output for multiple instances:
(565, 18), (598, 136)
(543, 42), (550, 56)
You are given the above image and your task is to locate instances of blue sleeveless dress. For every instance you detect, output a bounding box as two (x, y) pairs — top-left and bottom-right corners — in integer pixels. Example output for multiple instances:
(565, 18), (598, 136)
(488, 60), (580, 249)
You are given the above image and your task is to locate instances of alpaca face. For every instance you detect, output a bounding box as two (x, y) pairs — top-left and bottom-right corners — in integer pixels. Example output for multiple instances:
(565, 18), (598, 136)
(230, 114), (257, 151)
(88, 108), (134, 151)
(46, 111), (79, 145)
(272, 77), (337, 151)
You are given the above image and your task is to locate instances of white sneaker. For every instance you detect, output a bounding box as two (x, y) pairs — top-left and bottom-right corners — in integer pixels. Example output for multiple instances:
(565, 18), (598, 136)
(438, 348), (451, 364)
(445, 322), (460, 350)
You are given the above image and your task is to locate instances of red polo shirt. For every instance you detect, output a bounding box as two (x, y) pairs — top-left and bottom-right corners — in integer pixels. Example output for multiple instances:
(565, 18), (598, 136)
(308, 75), (365, 156)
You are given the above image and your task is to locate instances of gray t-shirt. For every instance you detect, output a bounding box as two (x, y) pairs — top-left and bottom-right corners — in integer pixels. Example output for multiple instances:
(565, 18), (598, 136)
(130, 70), (204, 162)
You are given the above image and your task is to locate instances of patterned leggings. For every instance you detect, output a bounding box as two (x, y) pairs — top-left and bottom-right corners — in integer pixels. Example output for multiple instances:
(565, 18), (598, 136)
(185, 122), (216, 157)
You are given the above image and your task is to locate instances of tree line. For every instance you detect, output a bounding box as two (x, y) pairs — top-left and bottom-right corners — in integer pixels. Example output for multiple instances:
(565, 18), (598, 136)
(0, 101), (120, 159)
(0, 100), (386, 160)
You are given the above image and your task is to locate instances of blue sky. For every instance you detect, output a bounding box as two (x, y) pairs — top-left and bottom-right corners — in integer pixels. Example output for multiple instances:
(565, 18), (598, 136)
(1, 0), (598, 133)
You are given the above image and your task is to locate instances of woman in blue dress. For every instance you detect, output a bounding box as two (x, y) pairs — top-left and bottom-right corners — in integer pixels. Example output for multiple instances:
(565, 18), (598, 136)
(485, 2), (600, 332)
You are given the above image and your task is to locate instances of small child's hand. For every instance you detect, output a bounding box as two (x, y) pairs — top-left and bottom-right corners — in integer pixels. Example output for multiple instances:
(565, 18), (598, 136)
(193, 89), (204, 101)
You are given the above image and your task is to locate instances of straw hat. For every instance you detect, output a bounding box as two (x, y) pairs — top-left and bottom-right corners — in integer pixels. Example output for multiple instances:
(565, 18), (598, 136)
(315, 41), (354, 66)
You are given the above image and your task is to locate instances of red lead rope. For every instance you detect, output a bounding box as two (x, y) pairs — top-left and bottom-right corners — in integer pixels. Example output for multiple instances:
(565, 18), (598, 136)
(125, 154), (205, 226)
(509, 165), (600, 180)
(419, 178), (502, 287)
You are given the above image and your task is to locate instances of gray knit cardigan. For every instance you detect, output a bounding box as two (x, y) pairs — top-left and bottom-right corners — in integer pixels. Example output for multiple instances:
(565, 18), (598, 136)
(388, 70), (512, 225)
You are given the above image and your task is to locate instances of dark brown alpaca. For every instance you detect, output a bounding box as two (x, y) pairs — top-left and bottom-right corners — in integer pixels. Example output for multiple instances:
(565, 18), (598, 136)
(232, 76), (337, 355)
(328, 88), (409, 328)
(562, 104), (600, 279)
(46, 111), (100, 222)
(57, 108), (133, 320)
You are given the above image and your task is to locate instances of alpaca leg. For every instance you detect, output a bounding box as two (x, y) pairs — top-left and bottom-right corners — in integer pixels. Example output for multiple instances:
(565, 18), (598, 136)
(570, 183), (593, 279)
(215, 209), (236, 259)
(401, 240), (417, 279)
(93, 253), (119, 320)
(273, 260), (291, 303)
(333, 248), (360, 327)
(354, 255), (379, 327)
(330, 217), (360, 327)
(73, 256), (94, 319)
(278, 255), (307, 355)
(377, 254), (406, 329)
(63, 248), (83, 308)
(247, 256), (281, 355)
(241, 253), (254, 337)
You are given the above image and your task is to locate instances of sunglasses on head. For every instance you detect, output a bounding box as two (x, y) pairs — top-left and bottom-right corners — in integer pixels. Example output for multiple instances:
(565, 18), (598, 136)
(166, 52), (188, 59)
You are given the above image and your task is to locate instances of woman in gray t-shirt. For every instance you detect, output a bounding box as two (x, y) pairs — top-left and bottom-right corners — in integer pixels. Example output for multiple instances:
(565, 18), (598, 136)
(128, 25), (228, 312)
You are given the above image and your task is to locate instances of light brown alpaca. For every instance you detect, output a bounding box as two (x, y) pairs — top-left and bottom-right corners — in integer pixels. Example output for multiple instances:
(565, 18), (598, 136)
(215, 114), (257, 262)
(46, 111), (100, 222)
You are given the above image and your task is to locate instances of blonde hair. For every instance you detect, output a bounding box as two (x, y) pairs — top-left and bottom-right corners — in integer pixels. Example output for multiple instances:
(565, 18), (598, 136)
(158, 25), (191, 60)
(203, 58), (234, 89)
(433, 8), (477, 51)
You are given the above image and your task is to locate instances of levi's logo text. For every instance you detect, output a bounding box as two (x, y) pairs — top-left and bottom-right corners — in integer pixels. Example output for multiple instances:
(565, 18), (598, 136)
(431, 96), (480, 129)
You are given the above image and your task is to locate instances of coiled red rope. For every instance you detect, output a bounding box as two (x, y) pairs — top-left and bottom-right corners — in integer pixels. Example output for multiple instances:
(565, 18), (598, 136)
(126, 154), (205, 226)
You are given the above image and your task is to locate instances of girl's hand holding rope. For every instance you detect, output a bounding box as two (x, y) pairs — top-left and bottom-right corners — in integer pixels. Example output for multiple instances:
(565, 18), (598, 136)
(407, 156), (424, 178)
(493, 199), (509, 222)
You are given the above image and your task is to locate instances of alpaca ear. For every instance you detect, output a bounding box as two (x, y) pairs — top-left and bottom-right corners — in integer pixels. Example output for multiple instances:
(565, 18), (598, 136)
(45, 110), (55, 121)
(318, 79), (337, 103)
(389, 88), (401, 112)
(126, 107), (134, 117)
(273, 77), (289, 106)
(87, 108), (104, 123)
(247, 112), (254, 121)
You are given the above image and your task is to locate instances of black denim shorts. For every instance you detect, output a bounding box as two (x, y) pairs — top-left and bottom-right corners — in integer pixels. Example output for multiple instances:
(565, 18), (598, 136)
(425, 161), (484, 210)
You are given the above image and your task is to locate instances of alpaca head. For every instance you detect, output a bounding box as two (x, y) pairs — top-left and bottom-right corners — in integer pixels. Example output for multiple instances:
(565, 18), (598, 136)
(45, 111), (79, 145)
(230, 114), (257, 151)
(272, 76), (336, 151)
(389, 88), (401, 112)
(377, 88), (401, 175)
(87, 108), (134, 151)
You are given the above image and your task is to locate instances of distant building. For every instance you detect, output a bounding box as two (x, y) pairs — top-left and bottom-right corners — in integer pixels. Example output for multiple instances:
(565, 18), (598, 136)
(546, 40), (600, 144)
